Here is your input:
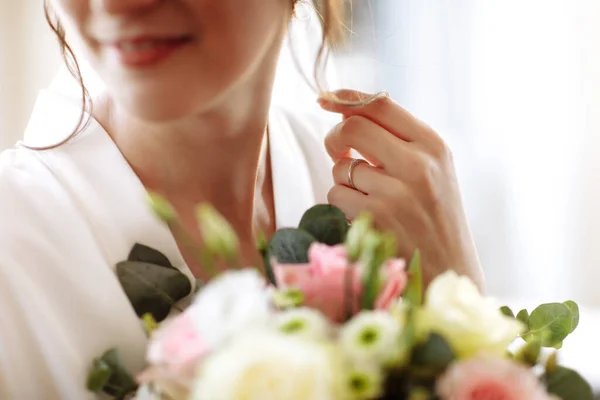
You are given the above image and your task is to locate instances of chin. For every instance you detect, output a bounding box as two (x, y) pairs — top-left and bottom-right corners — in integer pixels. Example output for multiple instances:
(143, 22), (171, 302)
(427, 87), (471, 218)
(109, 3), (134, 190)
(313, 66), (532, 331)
(119, 85), (214, 122)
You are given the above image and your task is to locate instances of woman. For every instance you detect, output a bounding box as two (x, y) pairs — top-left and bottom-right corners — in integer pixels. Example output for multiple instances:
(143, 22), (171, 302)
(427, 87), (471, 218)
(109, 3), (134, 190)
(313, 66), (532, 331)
(0, 0), (483, 398)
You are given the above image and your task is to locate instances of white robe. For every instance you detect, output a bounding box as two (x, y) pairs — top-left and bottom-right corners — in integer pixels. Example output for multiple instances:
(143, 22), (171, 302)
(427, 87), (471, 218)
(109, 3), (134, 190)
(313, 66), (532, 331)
(0, 89), (336, 399)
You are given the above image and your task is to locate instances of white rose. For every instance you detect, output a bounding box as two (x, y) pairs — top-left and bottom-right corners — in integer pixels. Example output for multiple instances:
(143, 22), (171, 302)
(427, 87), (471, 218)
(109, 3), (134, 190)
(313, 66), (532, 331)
(191, 329), (345, 400)
(188, 269), (272, 348)
(418, 271), (524, 358)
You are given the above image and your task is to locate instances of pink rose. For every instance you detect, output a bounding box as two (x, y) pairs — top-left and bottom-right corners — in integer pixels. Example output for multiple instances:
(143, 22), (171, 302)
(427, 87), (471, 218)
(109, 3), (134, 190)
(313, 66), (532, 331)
(138, 313), (208, 396)
(375, 258), (408, 310)
(436, 355), (552, 400)
(274, 243), (407, 322)
(275, 243), (362, 322)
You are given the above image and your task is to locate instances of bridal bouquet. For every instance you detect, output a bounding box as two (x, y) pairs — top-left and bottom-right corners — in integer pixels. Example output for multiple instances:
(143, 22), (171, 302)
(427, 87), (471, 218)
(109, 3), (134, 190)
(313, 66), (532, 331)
(87, 197), (593, 400)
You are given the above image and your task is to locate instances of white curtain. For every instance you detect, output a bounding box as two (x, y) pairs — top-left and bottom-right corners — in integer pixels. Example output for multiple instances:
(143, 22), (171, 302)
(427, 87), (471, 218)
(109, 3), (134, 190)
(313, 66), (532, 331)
(0, 0), (62, 149)
(334, 0), (600, 307)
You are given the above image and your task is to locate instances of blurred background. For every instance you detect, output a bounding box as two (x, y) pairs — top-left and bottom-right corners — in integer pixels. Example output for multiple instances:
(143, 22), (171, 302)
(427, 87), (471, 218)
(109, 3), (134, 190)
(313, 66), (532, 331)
(2, 0), (600, 383)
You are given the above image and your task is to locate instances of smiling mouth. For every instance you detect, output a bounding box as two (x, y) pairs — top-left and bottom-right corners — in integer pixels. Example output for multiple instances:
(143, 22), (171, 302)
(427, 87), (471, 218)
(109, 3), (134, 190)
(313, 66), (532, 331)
(116, 36), (192, 52)
(108, 36), (193, 68)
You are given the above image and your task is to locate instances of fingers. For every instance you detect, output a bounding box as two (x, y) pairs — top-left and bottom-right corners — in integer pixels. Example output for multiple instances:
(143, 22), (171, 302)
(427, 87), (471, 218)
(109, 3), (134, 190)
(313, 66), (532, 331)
(325, 115), (411, 170)
(327, 184), (414, 250)
(332, 158), (406, 198)
(318, 89), (443, 150)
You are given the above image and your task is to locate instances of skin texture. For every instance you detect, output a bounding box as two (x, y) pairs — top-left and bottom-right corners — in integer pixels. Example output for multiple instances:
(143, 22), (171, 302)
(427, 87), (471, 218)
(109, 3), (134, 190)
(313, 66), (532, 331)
(49, 0), (484, 288)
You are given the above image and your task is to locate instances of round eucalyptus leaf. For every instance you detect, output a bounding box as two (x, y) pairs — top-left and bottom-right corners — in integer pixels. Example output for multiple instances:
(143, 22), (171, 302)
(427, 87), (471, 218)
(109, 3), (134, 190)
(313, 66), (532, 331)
(299, 204), (349, 245)
(545, 366), (594, 400)
(267, 228), (316, 264)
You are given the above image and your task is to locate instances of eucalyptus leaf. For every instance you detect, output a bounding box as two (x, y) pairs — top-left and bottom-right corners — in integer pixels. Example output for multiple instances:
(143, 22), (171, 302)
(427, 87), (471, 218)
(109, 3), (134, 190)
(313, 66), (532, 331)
(563, 300), (580, 333)
(544, 366), (593, 400)
(403, 250), (423, 307)
(266, 228), (316, 264)
(257, 231), (277, 286)
(525, 303), (572, 348)
(127, 243), (172, 267)
(516, 309), (529, 326)
(411, 333), (454, 371)
(97, 349), (138, 399)
(86, 359), (112, 392)
(299, 204), (349, 246)
(116, 261), (192, 322)
(515, 338), (541, 366)
(500, 306), (514, 319)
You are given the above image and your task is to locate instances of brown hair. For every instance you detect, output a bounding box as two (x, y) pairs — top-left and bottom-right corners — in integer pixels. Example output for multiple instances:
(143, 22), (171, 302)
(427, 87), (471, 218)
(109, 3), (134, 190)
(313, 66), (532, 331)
(30, 0), (345, 150)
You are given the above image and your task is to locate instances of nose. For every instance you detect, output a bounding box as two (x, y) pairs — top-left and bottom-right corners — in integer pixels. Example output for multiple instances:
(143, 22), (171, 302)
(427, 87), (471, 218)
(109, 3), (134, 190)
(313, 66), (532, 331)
(91, 0), (159, 14)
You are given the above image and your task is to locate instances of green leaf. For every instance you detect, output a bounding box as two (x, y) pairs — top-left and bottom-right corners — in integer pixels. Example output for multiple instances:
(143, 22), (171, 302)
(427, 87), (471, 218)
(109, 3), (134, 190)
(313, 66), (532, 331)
(147, 192), (176, 222)
(86, 359), (112, 392)
(514, 338), (542, 366)
(116, 261), (192, 322)
(403, 250), (423, 307)
(97, 349), (138, 399)
(563, 300), (580, 333)
(411, 333), (454, 371)
(298, 204), (349, 246)
(257, 231), (277, 286)
(525, 303), (572, 348)
(397, 307), (417, 366)
(500, 306), (515, 319)
(361, 232), (385, 310)
(127, 243), (172, 267)
(345, 213), (373, 261)
(516, 309), (529, 326)
(142, 313), (158, 336)
(544, 366), (594, 400)
(196, 203), (240, 265)
(266, 228), (316, 265)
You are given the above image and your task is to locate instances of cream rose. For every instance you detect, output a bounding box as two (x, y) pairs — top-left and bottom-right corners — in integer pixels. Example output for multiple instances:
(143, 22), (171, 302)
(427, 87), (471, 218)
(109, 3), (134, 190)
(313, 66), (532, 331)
(417, 271), (524, 358)
(191, 329), (345, 400)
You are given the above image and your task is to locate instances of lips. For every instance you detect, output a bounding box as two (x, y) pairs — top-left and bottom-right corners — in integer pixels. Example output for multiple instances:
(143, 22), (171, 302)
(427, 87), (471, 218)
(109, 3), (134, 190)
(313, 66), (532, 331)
(116, 36), (191, 52)
(107, 35), (193, 68)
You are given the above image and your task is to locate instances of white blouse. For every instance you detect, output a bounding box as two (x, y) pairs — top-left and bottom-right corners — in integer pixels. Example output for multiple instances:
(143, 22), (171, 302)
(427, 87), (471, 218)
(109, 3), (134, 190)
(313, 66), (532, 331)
(0, 89), (337, 399)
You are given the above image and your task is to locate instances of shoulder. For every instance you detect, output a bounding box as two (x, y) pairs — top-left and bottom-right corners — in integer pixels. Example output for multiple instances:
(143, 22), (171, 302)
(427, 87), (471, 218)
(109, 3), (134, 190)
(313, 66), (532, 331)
(0, 147), (81, 255)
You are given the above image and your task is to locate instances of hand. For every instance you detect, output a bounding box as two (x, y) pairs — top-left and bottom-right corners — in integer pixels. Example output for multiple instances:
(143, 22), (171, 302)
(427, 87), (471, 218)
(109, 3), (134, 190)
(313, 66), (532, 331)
(318, 90), (484, 291)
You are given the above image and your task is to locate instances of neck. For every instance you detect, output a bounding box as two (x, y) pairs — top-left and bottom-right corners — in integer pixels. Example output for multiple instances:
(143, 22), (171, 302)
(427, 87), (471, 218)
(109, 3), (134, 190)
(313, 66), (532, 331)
(93, 59), (280, 248)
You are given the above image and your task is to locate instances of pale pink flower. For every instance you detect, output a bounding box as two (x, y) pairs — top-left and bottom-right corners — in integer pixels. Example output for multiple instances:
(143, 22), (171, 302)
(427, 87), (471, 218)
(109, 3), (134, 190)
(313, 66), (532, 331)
(375, 258), (408, 310)
(436, 355), (552, 400)
(274, 244), (362, 322)
(138, 314), (208, 398)
(274, 243), (408, 322)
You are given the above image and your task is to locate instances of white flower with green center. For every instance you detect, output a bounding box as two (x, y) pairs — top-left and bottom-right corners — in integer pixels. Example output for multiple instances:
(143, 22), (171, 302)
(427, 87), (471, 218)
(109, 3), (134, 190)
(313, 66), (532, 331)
(340, 311), (402, 366)
(344, 363), (384, 400)
(274, 307), (332, 341)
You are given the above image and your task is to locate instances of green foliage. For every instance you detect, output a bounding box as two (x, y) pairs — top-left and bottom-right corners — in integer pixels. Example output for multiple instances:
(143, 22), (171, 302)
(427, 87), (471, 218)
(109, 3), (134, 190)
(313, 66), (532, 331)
(116, 244), (192, 322)
(411, 333), (454, 373)
(266, 228), (316, 265)
(403, 251), (423, 307)
(298, 204), (349, 246)
(522, 303), (574, 348)
(345, 213), (373, 261)
(544, 366), (594, 400)
(500, 306), (514, 318)
(87, 349), (137, 400)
